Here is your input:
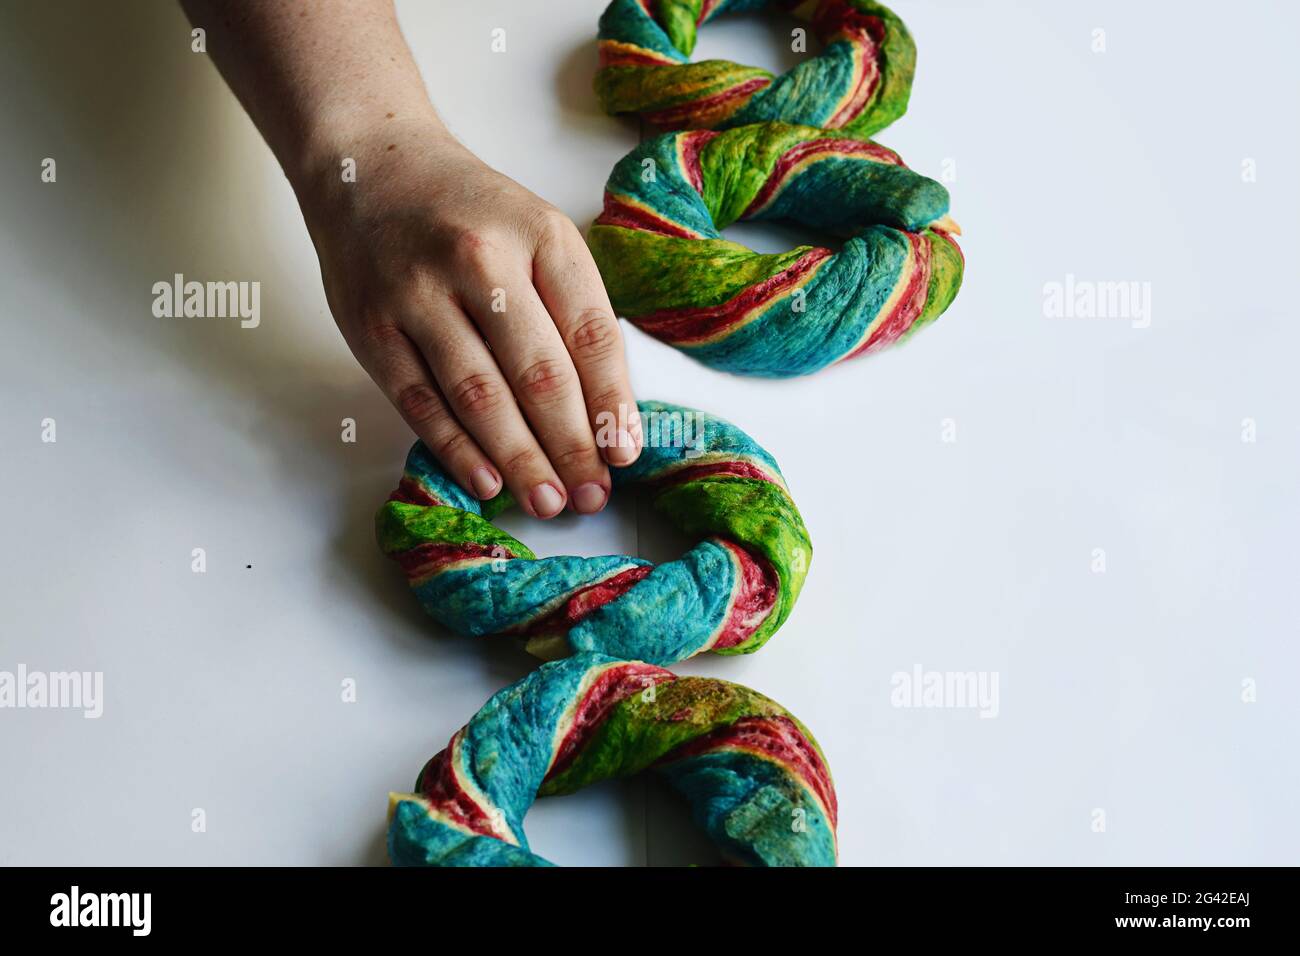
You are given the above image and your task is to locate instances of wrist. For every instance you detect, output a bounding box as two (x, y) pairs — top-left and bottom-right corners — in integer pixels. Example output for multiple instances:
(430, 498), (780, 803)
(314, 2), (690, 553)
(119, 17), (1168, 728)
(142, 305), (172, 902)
(288, 106), (468, 232)
(287, 99), (442, 187)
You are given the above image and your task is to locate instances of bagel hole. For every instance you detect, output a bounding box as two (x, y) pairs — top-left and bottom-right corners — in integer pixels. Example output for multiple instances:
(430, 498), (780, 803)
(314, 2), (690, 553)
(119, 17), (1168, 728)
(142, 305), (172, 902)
(634, 487), (698, 564)
(644, 775), (726, 866)
(521, 779), (649, 866)
(722, 218), (844, 256)
(521, 776), (726, 867)
(689, 8), (815, 76)
(490, 487), (713, 564)
(492, 489), (639, 559)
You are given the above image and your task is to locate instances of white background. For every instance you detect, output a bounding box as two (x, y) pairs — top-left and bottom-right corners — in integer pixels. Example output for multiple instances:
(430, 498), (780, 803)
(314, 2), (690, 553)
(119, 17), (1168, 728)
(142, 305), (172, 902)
(1, 0), (1297, 865)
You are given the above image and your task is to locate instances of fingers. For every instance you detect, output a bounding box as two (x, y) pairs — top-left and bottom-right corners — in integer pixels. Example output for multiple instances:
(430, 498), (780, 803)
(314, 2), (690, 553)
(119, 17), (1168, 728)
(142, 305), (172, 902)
(399, 295), (572, 519)
(351, 323), (502, 501)
(355, 206), (635, 520)
(463, 275), (613, 515)
(532, 217), (643, 468)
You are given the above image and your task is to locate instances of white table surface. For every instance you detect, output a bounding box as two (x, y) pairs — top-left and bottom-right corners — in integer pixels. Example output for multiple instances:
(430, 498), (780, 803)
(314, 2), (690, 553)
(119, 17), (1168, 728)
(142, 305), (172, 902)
(1, 0), (1296, 866)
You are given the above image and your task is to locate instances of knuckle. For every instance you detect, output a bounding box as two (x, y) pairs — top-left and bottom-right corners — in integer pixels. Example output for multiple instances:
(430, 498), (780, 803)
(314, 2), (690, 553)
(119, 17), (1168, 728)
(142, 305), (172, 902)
(356, 319), (406, 355)
(397, 285), (458, 329)
(567, 310), (621, 361)
(548, 442), (598, 473)
(448, 229), (496, 270)
(515, 357), (575, 403)
(588, 386), (629, 419)
(448, 372), (506, 418)
(529, 206), (575, 243)
(502, 447), (545, 479)
(433, 428), (471, 462)
(393, 264), (443, 304)
(395, 382), (445, 428)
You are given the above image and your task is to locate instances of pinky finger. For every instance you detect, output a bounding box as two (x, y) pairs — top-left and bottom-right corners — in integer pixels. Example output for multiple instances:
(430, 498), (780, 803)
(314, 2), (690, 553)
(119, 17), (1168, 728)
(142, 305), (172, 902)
(359, 325), (503, 500)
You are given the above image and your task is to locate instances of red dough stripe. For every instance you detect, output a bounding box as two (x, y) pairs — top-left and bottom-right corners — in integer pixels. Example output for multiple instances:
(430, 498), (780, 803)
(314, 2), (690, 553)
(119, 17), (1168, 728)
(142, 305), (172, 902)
(395, 542), (516, 579)
(712, 540), (779, 650)
(596, 192), (701, 239)
(741, 138), (904, 219)
(516, 565), (654, 639)
(633, 246), (832, 343)
(662, 714), (838, 827)
(827, 56), (879, 129)
(842, 230), (931, 360)
(391, 476), (443, 507)
(696, 0), (723, 25)
(546, 663), (677, 780)
(679, 129), (720, 194)
(651, 460), (783, 492)
(813, 0), (887, 46)
(417, 733), (502, 839)
(644, 76), (772, 130)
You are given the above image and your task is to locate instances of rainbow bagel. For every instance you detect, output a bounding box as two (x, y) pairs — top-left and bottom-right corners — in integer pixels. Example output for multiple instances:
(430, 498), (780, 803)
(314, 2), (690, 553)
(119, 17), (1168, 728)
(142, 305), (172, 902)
(596, 0), (915, 137)
(388, 652), (838, 866)
(376, 400), (811, 665)
(588, 122), (963, 376)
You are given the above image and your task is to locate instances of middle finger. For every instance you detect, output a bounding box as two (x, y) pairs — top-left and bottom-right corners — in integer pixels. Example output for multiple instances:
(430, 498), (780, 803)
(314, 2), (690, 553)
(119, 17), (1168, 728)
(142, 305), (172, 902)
(463, 277), (611, 514)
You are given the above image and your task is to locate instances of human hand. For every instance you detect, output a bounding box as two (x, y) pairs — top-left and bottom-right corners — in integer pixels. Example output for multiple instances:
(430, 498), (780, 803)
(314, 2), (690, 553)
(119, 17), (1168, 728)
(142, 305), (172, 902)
(298, 117), (642, 518)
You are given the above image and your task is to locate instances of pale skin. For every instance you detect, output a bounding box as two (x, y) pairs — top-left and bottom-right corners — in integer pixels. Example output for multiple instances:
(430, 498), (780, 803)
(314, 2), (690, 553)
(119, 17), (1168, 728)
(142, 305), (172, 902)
(180, 0), (642, 518)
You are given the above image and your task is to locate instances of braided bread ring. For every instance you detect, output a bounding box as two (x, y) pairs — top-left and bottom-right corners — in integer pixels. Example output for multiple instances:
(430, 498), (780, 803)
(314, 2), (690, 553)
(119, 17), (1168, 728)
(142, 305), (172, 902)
(596, 0), (915, 137)
(388, 652), (838, 866)
(377, 401), (811, 665)
(588, 121), (964, 376)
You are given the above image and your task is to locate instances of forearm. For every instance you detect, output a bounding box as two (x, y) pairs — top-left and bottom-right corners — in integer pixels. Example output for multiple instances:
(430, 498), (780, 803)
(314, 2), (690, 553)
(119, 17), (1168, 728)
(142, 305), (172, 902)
(179, 0), (447, 189)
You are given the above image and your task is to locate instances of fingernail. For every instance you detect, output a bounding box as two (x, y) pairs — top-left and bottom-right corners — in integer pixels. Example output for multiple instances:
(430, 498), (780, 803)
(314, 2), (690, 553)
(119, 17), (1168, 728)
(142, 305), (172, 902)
(529, 482), (565, 518)
(469, 466), (500, 499)
(604, 427), (641, 466)
(571, 482), (608, 514)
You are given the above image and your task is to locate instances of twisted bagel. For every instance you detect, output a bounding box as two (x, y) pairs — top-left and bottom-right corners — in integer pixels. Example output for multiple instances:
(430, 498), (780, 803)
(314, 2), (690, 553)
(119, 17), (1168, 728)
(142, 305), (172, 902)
(588, 122), (963, 376)
(388, 652), (838, 866)
(377, 400), (811, 665)
(596, 0), (915, 138)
